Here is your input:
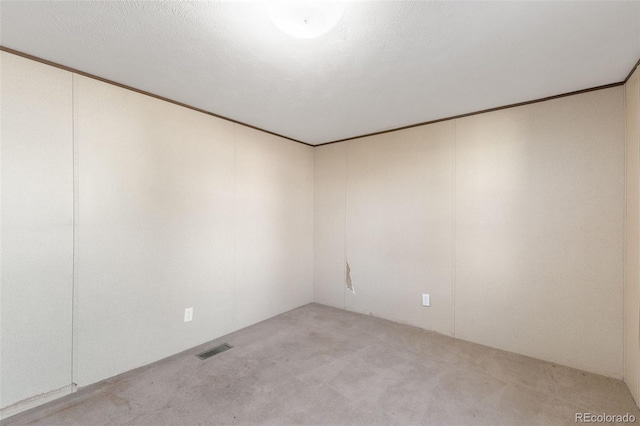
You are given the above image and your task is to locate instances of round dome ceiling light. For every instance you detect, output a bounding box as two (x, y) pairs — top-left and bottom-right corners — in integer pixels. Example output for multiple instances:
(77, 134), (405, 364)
(266, 1), (345, 39)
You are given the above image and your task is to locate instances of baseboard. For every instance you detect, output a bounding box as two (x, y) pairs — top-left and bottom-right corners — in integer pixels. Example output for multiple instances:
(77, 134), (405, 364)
(0, 384), (76, 421)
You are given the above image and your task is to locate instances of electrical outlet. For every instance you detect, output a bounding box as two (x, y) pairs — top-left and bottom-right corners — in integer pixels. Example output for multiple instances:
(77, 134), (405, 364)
(184, 307), (193, 322)
(422, 294), (430, 307)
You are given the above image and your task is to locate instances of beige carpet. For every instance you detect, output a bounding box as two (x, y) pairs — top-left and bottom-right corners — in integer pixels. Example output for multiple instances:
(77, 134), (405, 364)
(4, 303), (638, 425)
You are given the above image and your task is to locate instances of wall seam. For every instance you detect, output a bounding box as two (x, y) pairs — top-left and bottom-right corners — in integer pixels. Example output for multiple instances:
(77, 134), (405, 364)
(0, 51), (3, 410)
(623, 69), (628, 392)
(636, 71), (640, 400)
(343, 142), (349, 310)
(452, 119), (457, 338)
(232, 124), (238, 332)
(311, 145), (315, 304)
(71, 72), (79, 388)
(0, 49), (3, 413)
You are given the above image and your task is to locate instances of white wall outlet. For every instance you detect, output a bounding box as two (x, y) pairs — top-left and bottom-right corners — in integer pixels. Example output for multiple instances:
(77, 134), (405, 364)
(184, 307), (193, 322)
(422, 294), (430, 307)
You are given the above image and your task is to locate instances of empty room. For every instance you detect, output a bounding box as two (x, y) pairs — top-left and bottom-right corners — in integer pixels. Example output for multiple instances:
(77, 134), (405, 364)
(2, 1), (640, 424)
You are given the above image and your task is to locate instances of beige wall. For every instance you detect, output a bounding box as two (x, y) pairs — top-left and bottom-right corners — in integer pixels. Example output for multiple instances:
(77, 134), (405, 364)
(314, 87), (625, 378)
(345, 124), (455, 335)
(313, 143), (346, 307)
(74, 75), (314, 386)
(0, 49), (633, 415)
(455, 89), (624, 377)
(0, 53), (74, 414)
(625, 66), (640, 404)
(234, 125), (314, 330)
(1, 53), (313, 411)
(73, 75), (238, 386)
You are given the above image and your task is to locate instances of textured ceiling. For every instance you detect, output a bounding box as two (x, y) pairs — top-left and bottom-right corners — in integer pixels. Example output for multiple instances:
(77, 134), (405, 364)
(1, 1), (639, 145)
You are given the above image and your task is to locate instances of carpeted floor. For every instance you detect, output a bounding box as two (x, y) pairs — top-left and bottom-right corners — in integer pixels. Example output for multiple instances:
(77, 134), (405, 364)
(3, 303), (638, 425)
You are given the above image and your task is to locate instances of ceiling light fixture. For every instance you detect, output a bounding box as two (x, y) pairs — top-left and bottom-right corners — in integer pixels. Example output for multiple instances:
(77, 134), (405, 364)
(266, 1), (345, 39)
